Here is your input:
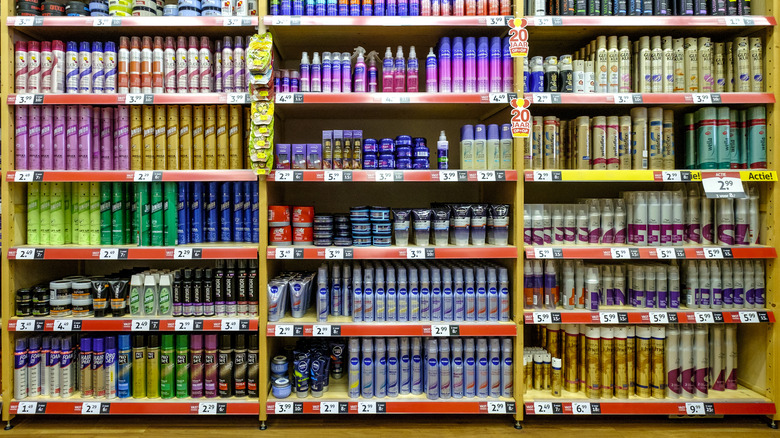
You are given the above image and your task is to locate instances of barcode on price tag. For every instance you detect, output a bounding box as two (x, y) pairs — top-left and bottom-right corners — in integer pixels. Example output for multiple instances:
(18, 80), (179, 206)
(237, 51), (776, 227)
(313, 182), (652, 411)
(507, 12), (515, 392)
(312, 325), (332, 337)
(275, 324), (293, 336)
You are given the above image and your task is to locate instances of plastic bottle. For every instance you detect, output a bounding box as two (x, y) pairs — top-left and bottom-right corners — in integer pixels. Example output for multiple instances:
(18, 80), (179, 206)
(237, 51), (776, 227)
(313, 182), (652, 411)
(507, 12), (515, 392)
(407, 46), (419, 92)
(393, 46), (406, 92)
(425, 47), (438, 92)
(352, 48), (366, 92)
(383, 47), (394, 92)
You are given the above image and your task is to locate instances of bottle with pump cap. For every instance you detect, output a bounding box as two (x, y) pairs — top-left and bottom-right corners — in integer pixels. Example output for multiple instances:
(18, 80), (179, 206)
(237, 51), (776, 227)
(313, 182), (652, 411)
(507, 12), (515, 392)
(383, 47), (394, 92)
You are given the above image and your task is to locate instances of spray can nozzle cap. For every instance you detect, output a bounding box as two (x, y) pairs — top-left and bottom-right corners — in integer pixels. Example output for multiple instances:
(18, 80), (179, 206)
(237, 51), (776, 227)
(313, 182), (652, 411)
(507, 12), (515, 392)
(385, 47), (393, 58)
(409, 46), (416, 58)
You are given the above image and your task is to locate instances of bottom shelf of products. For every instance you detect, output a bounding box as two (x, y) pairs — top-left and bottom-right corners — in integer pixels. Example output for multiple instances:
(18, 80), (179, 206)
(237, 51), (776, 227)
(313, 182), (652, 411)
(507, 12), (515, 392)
(524, 385), (774, 416)
(10, 397), (259, 415)
(267, 378), (516, 415)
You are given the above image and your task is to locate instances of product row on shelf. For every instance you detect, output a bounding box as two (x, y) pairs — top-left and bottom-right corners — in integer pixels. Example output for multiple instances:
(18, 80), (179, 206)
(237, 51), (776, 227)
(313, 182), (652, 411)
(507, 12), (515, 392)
(268, 260), (511, 322)
(15, 0), (258, 16)
(527, 0), (753, 15)
(525, 35), (763, 94)
(14, 333), (259, 401)
(270, 337), (512, 400)
(15, 261), (260, 319)
(15, 104), (249, 171)
(524, 186), (760, 247)
(524, 259), (765, 311)
(269, 204), (510, 247)
(25, 181), (260, 246)
(270, 0), (512, 16)
(14, 36), (251, 95)
(525, 106), (767, 171)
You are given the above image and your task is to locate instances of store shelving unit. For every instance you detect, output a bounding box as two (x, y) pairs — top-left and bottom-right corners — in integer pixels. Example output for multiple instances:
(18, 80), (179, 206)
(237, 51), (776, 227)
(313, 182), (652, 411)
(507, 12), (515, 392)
(0, 8), (265, 424)
(519, 0), (780, 425)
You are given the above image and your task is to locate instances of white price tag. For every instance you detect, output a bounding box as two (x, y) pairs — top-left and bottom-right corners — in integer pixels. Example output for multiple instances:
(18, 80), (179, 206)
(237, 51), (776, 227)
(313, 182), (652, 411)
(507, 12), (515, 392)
(174, 248), (193, 259)
(276, 93), (294, 103)
(486, 16), (508, 26)
(685, 402), (706, 415)
(324, 170), (343, 182)
(701, 176), (745, 198)
(325, 248), (344, 259)
(610, 248), (630, 259)
(133, 171), (153, 182)
(16, 248), (37, 260)
(92, 17), (114, 26)
(15, 17), (35, 26)
(312, 324), (332, 337)
(14, 94), (36, 105)
(703, 248), (724, 259)
(274, 170), (293, 181)
(226, 93), (248, 104)
(533, 312), (552, 324)
(16, 320), (35, 331)
(198, 402), (217, 414)
(488, 92), (508, 103)
(431, 324), (450, 336)
(125, 93), (146, 104)
(486, 401), (506, 413)
(477, 170), (496, 181)
(16, 402), (37, 414)
(691, 93), (712, 104)
(221, 318), (240, 331)
(662, 171), (682, 182)
(131, 319), (150, 331)
(275, 402), (294, 414)
(533, 402), (553, 414)
(724, 16), (745, 25)
(275, 248), (294, 259)
(320, 402), (339, 414)
(656, 247), (676, 259)
(739, 311), (759, 323)
(533, 248), (553, 259)
(407, 248), (425, 259)
(175, 319), (194, 331)
(376, 170), (394, 182)
(381, 95), (401, 104)
(53, 319), (73, 331)
(572, 402), (591, 415)
(274, 324), (294, 336)
(14, 171), (34, 182)
(695, 312), (715, 324)
(533, 170), (552, 181)
(440, 170), (458, 182)
(614, 94), (634, 104)
(535, 17), (553, 26)
(223, 17), (243, 26)
(357, 402), (376, 414)
(599, 312), (619, 324)
(99, 248), (119, 260)
(532, 93), (552, 104)
(81, 402), (102, 414)
(270, 16), (291, 25)
(649, 312), (669, 324)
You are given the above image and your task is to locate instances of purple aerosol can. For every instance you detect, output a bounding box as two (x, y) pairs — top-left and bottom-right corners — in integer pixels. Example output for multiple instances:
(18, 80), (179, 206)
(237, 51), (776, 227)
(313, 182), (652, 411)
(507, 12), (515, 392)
(115, 105), (130, 170)
(465, 37), (477, 92)
(438, 37), (452, 93)
(452, 37), (465, 93)
(66, 105), (79, 170)
(15, 106), (28, 170)
(489, 37), (502, 93)
(28, 105), (41, 170)
(477, 37), (489, 93)
(41, 106), (54, 170)
(300, 52), (311, 92)
(502, 37), (513, 93)
(53, 105), (66, 170)
(78, 105), (92, 170)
